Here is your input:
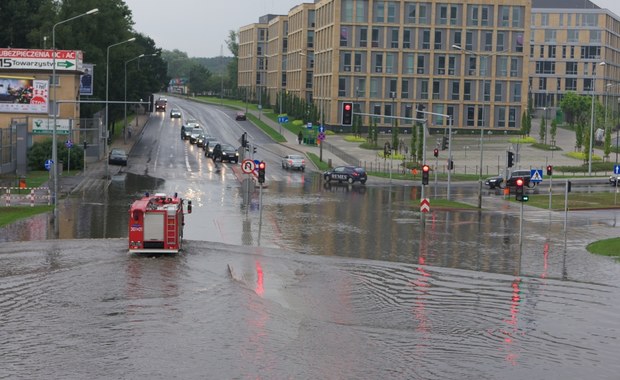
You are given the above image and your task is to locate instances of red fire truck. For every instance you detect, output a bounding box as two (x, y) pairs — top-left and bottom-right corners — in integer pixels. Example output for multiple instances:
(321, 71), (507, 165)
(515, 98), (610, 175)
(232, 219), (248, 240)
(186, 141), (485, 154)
(128, 192), (192, 254)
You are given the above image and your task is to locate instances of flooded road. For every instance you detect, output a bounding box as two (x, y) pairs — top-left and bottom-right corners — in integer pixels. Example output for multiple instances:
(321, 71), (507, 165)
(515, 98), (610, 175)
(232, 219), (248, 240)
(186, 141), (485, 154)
(2, 102), (620, 378)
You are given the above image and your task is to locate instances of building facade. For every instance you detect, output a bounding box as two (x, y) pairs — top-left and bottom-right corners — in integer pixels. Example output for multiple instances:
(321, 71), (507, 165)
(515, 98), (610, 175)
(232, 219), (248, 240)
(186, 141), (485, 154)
(530, 0), (620, 125)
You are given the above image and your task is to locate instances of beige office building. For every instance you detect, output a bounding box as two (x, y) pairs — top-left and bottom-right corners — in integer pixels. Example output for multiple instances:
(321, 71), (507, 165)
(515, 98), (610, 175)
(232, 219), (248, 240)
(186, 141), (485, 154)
(240, 0), (532, 132)
(530, 0), (620, 122)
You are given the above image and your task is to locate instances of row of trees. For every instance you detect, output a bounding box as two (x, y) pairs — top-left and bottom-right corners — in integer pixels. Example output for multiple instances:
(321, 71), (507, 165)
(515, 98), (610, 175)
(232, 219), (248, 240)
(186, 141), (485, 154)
(1, 0), (167, 123)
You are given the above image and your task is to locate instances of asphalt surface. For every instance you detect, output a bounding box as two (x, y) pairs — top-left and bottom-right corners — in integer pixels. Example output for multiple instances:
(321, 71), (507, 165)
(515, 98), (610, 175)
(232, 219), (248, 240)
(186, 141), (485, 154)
(55, 99), (610, 197)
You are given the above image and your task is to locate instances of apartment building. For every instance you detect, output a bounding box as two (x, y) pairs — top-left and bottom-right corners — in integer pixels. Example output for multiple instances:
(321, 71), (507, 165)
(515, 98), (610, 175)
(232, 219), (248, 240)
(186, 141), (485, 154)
(238, 15), (275, 106)
(266, 16), (289, 108)
(240, 0), (533, 132)
(530, 0), (620, 122)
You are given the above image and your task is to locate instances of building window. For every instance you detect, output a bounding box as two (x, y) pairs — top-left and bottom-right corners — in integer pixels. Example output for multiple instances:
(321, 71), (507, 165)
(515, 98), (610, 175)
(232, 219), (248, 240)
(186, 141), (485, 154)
(495, 82), (503, 101)
(370, 78), (379, 98)
(342, 0), (353, 22)
(432, 80), (440, 99)
(374, 1), (385, 22)
(481, 6), (490, 26)
(374, 53), (383, 73)
(49, 74), (59, 86)
(539, 77), (547, 91)
(402, 79), (409, 99)
(437, 55), (446, 75)
(465, 31), (473, 50)
(451, 81), (460, 100)
(567, 30), (579, 42)
(544, 30), (557, 43)
(339, 77), (346, 96)
(340, 27), (348, 47)
(565, 78), (577, 91)
(467, 106), (475, 126)
(422, 30), (430, 49)
(450, 6), (458, 25)
(484, 32), (493, 51)
(356, 0), (367, 22)
(403, 29), (411, 49)
(468, 6), (478, 26)
(434, 30), (442, 50)
(387, 2), (397, 23)
(406, 3), (416, 23)
(343, 52), (352, 72)
(508, 108), (516, 128)
(510, 58), (518, 77)
(360, 28), (367, 47)
(421, 80), (428, 99)
(405, 53), (414, 74)
(453, 30), (461, 47)
(483, 81), (490, 102)
(419, 4), (427, 24)
(512, 84), (521, 102)
(464, 81), (472, 100)
(354, 53), (363, 72)
(498, 107), (505, 127)
(372, 28), (380, 47)
(391, 28), (399, 48)
(566, 62), (578, 75)
(448, 56), (456, 75)
(439, 5), (448, 25)
(501, 6), (509, 27)
(417, 55), (425, 74)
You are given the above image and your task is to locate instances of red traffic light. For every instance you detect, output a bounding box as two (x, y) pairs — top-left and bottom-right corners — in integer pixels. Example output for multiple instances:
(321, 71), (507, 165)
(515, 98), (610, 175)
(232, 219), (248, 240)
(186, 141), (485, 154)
(433, 148), (438, 157)
(515, 178), (524, 187)
(258, 161), (266, 170)
(344, 103), (352, 111)
(422, 164), (430, 172)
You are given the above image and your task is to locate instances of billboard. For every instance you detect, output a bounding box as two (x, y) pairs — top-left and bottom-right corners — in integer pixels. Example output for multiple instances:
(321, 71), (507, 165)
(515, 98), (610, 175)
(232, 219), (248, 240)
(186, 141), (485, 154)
(0, 48), (83, 72)
(0, 76), (49, 113)
(79, 63), (94, 96)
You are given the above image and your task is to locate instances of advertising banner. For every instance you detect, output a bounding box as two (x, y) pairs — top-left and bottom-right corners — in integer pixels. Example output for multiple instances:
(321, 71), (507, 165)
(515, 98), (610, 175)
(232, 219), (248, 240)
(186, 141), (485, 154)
(31, 118), (71, 135)
(0, 77), (49, 113)
(0, 48), (83, 72)
(79, 63), (94, 96)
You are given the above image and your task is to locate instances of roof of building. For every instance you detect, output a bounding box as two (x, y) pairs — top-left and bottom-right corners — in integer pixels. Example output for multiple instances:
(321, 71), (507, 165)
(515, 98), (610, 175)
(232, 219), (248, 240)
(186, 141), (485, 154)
(532, 0), (600, 10)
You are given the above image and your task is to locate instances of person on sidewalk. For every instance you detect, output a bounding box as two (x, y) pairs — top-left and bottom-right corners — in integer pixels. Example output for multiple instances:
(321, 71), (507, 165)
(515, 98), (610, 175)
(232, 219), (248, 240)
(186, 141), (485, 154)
(298, 131), (303, 144)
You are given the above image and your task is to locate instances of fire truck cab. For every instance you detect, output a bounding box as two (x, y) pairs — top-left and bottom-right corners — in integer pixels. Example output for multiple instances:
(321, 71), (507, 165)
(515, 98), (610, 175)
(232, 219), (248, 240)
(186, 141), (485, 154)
(128, 192), (192, 254)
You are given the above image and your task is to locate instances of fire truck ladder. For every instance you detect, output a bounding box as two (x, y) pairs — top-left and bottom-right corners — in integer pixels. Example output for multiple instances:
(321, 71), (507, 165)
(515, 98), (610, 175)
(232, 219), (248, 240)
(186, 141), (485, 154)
(166, 206), (177, 245)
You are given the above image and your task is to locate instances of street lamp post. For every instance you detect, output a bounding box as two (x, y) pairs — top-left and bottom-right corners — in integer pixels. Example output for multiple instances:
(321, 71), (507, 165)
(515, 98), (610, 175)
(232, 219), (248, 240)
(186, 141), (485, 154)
(453, 44), (508, 208)
(106, 37), (136, 179)
(124, 53), (156, 144)
(589, 62), (605, 175)
(51, 8), (98, 235)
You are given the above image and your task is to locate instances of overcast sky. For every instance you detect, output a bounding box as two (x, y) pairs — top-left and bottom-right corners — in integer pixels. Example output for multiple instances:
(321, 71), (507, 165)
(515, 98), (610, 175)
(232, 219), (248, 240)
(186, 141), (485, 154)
(123, 0), (620, 58)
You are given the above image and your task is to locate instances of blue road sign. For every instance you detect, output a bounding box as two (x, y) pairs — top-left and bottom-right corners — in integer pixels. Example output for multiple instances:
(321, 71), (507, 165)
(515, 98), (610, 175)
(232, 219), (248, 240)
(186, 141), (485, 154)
(65, 139), (73, 149)
(319, 125), (325, 133)
(278, 116), (289, 123)
(44, 159), (53, 171)
(614, 165), (620, 175)
(530, 169), (543, 183)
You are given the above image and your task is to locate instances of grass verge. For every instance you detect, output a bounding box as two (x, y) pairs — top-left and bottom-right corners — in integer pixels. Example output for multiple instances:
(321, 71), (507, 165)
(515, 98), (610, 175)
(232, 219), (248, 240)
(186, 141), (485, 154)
(587, 238), (620, 260)
(0, 205), (52, 228)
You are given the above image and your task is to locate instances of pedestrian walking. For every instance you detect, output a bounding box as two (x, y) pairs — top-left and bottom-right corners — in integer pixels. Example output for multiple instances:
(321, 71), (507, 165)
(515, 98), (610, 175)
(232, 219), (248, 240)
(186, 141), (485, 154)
(298, 131), (303, 144)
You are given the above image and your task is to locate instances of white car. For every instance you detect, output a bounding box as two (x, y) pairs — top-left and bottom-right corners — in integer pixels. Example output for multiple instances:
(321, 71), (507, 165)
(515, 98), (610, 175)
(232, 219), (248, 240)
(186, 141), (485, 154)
(281, 154), (305, 171)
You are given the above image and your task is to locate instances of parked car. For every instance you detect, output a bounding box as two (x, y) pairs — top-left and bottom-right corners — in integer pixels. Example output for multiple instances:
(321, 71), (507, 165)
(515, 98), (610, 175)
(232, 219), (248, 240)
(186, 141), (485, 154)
(218, 143), (240, 163)
(170, 108), (181, 118)
(235, 111), (246, 121)
(323, 166), (367, 184)
(281, 154), (306, 171)
(108, 148), (128, 166)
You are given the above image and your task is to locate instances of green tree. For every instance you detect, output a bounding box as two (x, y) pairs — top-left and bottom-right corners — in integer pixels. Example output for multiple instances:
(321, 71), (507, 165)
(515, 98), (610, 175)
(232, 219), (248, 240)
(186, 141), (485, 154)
(539, 116), (547, 144)
(550, 118), (558, 145)
(605, 125), (612, 160)
(575, 122), (584, 151)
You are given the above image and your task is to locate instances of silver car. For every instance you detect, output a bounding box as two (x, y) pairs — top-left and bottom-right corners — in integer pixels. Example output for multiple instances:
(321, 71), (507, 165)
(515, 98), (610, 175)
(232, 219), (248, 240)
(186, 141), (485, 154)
(281, 154), (306, 171)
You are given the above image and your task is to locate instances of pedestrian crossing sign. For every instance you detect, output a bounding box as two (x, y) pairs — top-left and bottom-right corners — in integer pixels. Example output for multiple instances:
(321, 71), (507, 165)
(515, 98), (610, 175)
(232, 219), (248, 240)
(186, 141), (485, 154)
(530, 169), (543, 183)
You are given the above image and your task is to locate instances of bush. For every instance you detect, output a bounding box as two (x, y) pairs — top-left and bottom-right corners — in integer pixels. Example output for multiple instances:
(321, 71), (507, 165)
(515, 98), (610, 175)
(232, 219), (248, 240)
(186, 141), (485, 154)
(28, 139), (84, 171)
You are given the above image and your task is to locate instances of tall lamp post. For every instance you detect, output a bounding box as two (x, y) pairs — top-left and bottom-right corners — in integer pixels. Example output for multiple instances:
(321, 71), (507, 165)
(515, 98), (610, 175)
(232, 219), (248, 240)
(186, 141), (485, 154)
(106, 37), (136, 179)
(124, 53), (156, 144)
(589, 61), (606, 175)
(453, 44), (508, 208)
(51, 8), (98, 234)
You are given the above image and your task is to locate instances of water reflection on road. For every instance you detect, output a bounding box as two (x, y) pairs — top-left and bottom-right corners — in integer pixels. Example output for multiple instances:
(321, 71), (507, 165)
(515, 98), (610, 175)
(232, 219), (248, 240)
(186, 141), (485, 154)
(2, 171), (620, 378)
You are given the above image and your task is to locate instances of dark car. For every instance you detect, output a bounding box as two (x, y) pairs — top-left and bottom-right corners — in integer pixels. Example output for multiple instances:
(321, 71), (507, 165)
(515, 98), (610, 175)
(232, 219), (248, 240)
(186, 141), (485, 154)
(504, 169), (535, 188)
(202, 136), (219, 152)
(155, 100), (166, 112)
(484, 175), (504, 189)
(108, 148), (128, 166)
(218, 143), (240, 163)
(235, 112), (246, 121)
(205, 140), (222, 158)
(323, 166), (367, 184)
(188, 126), (204, 144)
(181, 120), (199, 140)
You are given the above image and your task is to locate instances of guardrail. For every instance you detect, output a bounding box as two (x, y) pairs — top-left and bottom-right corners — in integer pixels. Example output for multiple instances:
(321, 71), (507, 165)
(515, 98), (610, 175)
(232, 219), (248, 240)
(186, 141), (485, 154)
(2, 187), (51, 207)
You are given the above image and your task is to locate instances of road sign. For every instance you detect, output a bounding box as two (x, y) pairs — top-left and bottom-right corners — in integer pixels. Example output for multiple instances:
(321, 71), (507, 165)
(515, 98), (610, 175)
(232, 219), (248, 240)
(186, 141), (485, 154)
(278, 116), (289, 123)
(319, 125), (325, 133)
(65, 139), (73, 149)
(241, 159), (255, 174)
(318, 132), (326, 141)
(614, 165), (620, 175)
(420, 198), (430, 213)
(307, 122), (313, 129)
(44, 159), (53, 171)
(530, 169), (543, 183)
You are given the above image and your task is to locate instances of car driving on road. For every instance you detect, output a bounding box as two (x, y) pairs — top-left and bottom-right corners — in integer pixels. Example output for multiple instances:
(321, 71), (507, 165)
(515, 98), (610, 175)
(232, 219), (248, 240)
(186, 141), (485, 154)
(323, 166), (367, 184)
(282, 154), (305, 171)
(170, 108), (181, 118)
(485, 169), (535, 189)
(218, 143), (240, 163)
(108, 148), (128, 166)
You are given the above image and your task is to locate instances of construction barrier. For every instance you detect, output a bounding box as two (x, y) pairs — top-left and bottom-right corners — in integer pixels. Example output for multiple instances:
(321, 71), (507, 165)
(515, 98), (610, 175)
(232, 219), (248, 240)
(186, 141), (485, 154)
(2, 187), (51, 207)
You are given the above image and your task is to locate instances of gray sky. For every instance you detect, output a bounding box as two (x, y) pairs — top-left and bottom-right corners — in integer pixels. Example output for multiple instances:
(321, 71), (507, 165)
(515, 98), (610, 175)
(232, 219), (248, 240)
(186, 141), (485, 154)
(123, 0), (620, 58)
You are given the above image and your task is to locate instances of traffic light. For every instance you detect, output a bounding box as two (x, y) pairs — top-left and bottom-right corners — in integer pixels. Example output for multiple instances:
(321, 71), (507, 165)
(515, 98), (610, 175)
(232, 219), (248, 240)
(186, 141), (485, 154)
(441, 136), (449, 150)
(448, 160), (454, 170)
(422, 164), (430, 185)
(253, 145), (257, 154)
(416, 104), (425, 120)
(433, 148), (439, 158)
(258, 161), (266, 184)
(83, 141), (88, 150)
(241, 132), (247, 148)
(341, 102), (353, 126)
(547, 165), (553, 176)
(507, 151), (515, 168)
(515, 178), (528, 202)
(567, 180), (572, 193)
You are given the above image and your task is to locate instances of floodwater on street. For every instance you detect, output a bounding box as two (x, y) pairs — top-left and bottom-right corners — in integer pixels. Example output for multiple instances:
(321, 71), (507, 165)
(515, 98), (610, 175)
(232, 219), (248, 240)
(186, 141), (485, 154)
(1, 171), (620, 379)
